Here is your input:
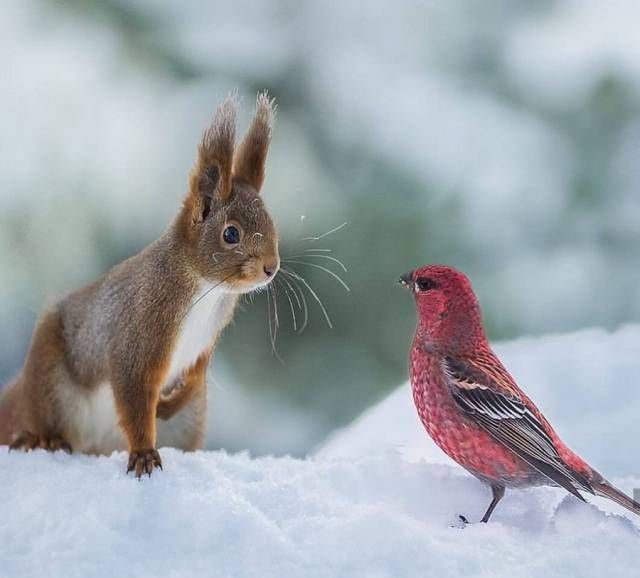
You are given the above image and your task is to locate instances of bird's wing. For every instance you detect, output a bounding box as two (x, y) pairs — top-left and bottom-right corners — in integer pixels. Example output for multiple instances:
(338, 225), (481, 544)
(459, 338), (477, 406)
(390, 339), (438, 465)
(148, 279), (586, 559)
(442, 356), (594, 499)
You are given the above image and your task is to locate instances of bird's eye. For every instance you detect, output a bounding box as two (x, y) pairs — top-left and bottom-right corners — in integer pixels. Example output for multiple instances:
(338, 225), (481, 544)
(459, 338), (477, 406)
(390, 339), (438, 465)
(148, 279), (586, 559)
(416, 277), (438, 291)
(222, 225), (241, 245)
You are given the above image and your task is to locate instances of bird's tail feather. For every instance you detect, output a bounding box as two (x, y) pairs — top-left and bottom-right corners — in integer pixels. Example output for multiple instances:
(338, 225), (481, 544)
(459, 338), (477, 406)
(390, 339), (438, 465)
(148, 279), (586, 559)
(593, 479), (640, 516)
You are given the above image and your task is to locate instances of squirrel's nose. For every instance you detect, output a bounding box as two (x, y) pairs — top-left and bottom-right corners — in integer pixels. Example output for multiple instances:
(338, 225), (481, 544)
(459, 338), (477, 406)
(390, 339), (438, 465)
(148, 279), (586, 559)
(263, 259), (279, 278)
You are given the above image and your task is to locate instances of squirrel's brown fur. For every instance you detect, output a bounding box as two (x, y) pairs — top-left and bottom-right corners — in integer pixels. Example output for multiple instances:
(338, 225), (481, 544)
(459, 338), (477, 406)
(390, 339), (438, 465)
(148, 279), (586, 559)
(0, 93), (280, 476)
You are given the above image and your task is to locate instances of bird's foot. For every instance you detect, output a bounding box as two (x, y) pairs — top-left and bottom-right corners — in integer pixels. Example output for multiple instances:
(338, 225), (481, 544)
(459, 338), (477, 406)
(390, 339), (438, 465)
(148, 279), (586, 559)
(450, 514), (470, 529)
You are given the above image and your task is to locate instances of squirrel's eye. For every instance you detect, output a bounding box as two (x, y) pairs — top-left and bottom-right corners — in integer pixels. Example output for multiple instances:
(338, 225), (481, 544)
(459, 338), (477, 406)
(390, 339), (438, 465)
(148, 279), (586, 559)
(416, 277), (438, 291)
(222, 225), (241, 245)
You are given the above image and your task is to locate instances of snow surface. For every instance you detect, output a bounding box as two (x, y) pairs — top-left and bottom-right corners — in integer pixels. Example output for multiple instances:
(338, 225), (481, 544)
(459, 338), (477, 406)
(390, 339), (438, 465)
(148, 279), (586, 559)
(2, 326), (640, 578)
(1, 449), (638, 578)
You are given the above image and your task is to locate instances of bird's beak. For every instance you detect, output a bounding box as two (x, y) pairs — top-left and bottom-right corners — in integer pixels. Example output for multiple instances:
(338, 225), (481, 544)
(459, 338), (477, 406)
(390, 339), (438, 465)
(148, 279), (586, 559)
(399, 271), (413, 289)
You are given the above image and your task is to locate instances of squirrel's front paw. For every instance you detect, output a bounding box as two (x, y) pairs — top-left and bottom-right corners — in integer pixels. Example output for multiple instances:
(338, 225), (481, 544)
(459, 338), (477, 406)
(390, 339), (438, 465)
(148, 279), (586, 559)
(127, 448), (162, 478)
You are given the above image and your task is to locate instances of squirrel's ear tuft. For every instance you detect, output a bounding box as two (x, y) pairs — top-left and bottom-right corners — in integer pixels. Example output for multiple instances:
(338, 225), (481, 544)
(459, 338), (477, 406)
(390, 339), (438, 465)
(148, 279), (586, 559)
(232, 91), (276, 193)
(187, 96), (237, 221)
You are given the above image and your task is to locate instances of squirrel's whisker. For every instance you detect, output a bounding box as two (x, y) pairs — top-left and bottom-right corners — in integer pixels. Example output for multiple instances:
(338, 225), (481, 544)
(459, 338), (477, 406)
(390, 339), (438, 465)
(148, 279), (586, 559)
(284, 253), (348, 273)
(265, 283), (275, 350)
(277, 278), (298, 332)
(283, 260), (351, 292)
(210, 377), (229, 394)
(180, 271), (237, 323)
(280, 269), (309, 333)
(282, 268), (333, 329)
(301, 221), (348, 242)
(271, 283), (280, 332)
(265, 283), (284, 363)
(278, 273), (302, 311)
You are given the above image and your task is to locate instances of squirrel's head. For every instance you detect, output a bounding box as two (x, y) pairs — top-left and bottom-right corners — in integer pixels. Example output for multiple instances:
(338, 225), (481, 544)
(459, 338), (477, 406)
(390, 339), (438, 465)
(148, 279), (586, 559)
(178, 93), (279, 293)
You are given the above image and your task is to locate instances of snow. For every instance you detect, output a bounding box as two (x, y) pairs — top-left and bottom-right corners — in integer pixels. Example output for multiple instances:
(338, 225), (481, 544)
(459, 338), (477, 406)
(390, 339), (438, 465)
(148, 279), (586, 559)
(0, 449), (638, 578)
(1, 326), (640, 577)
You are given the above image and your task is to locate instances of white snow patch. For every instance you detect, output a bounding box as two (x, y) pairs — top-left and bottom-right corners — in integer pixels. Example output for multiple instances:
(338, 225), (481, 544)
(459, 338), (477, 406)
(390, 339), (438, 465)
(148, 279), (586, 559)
(0, 449), (637, 578)
(2, 325), (640, 577)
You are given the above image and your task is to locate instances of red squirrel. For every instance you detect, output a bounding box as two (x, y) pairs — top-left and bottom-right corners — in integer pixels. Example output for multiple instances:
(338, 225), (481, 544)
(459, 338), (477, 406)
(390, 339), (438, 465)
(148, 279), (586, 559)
(0, 93), (280, 477)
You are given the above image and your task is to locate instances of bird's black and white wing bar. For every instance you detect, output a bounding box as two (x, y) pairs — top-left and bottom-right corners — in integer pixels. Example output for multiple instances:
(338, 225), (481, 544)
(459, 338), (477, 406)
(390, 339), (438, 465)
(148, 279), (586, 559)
(442, 356), (594, 498)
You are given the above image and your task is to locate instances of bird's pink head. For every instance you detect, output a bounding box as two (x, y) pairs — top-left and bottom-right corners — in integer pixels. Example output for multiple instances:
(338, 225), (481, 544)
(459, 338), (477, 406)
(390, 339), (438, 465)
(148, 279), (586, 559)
(400, 264), (487, 353)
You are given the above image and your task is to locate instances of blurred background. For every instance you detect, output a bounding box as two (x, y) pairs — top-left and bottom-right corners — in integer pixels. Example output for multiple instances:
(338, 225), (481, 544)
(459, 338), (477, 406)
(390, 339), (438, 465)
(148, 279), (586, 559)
(1, 0), (639, 456)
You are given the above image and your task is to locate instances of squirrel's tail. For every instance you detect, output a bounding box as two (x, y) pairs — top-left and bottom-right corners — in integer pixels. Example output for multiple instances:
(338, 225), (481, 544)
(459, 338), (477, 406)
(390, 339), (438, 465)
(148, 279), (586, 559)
(0, 378), (22, 445)
(593, 477), (640, 517)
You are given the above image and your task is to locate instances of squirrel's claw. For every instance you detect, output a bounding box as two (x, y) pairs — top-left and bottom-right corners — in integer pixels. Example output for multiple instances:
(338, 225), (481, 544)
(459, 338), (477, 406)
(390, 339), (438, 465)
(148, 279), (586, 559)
(9, 431), (39, 451)
(127, 449), (162, 479)
(9, 431), (72, 454)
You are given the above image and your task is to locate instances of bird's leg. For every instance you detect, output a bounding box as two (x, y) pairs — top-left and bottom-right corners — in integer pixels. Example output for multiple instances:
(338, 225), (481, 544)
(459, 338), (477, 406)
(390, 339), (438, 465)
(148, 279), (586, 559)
(456, 484), (505, 525)
(480, 484), (505, 523)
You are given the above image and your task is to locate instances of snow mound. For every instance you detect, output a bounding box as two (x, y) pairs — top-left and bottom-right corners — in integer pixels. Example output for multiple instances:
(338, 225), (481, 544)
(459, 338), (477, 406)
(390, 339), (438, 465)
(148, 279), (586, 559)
(2, 325), (640, 578)
(0, 449), (638, 578)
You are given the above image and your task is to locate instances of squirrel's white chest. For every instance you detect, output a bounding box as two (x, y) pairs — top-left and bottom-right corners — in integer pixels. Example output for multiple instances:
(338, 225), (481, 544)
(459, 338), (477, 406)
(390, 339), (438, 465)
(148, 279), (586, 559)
(165, 282), (230, 386)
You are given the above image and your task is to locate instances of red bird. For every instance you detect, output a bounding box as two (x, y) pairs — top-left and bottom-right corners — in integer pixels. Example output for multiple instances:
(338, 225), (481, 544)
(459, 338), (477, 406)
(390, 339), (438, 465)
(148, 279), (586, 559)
(401, 264), (640, 523)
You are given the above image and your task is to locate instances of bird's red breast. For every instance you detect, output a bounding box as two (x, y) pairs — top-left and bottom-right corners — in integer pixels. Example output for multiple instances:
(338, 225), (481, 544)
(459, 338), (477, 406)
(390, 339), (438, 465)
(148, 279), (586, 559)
(410, 344), (531, 484)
